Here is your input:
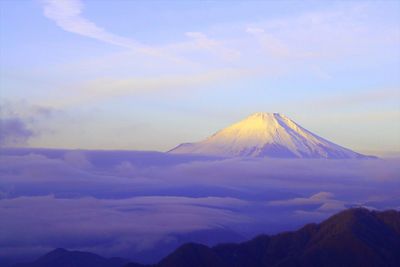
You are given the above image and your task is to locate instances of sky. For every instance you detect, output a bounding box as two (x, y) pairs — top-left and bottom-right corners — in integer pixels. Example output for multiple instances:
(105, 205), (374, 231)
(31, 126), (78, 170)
(0, 0), (400, 154)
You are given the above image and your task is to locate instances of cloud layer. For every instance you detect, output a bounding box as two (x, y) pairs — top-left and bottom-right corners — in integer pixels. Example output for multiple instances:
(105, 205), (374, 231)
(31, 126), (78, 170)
(1, 148), (399, 263)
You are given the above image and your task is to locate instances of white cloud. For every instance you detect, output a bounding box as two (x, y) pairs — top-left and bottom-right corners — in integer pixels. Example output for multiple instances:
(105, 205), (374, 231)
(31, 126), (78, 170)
(269, 191), (333, 205)
(268, 191), (346, 212)
(41, 0), (140, 49)
(37, 0), (400, 106)
(40, 0), (239, 62)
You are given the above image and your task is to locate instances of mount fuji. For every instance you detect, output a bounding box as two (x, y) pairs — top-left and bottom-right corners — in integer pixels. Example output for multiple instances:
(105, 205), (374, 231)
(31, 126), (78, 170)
(169, 112), (374, 159)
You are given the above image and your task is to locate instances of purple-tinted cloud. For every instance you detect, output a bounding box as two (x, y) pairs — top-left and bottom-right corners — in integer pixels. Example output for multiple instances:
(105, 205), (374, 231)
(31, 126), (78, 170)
(0, 103), (57, 147)
(0, 148), (399, 263)
(0, 117), (34, 146)
(268, 191), (346, 212)
(0, 195), (248, 260)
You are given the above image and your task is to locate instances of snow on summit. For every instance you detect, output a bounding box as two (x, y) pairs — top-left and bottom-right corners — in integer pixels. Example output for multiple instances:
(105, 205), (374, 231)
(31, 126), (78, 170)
(169, 112), (374, 159)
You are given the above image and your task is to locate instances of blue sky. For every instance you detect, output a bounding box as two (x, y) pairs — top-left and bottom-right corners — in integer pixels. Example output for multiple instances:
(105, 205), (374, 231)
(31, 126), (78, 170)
(0, 0), (399, 154)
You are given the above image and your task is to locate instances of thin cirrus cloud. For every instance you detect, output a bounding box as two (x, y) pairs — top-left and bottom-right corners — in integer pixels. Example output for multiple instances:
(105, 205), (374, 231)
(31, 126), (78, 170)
(309, 87), (400, 110)
(37, 0), (399, 104)
(40, 0), (237, 61)
(40, 0), (198, 66)
(245, 5), (400, 63)
(38, 0), (247, 109)
(41, 0), (140, 49)
(32, 1), (400, 79)
(245, 27), (305, 59)
(53, 68), (255, 107)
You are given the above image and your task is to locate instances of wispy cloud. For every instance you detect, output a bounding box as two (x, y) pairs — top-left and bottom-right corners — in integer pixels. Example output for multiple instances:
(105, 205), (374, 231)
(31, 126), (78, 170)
(0, 102), (57, 147)
(41, 0), (140, 49)
(39, 0), (400, 100)
(246, 26), (316, 60)
(268, 192), (346, 212)
(40, 0), (201, 64)
(0, 117), (34, 147)
(179, 32), (241, 60)
(310, 88), (400, 110)
(38, 1), (251, 109)
(23, 1), (400, 151)
(40, 68), (256, 108)
(40, 0), (239, 62)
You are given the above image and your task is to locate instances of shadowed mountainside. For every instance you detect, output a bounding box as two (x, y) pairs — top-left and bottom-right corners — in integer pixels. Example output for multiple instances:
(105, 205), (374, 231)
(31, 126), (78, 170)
(13, 248), (131, 267)
(15, 208), (400, 267)
(133, 208), (400, 267)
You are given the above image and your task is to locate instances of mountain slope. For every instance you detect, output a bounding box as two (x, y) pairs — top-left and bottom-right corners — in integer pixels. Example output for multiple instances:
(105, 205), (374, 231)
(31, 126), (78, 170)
(149, 208), (400, 267)
(169, 112), (373, 159)
(16, 209), (399, 267)
(13, 248), (133, 267)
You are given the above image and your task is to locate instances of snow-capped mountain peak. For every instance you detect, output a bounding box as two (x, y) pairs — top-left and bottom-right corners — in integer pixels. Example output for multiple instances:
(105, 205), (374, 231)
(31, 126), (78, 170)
(169, 112), (374, 159)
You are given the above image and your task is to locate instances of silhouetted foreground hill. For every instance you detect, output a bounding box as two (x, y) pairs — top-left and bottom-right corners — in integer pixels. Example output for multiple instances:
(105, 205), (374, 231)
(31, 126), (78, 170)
(153, 208), (400, 267)
(15, 208), (400, 267)
(13, 248), (131, 267)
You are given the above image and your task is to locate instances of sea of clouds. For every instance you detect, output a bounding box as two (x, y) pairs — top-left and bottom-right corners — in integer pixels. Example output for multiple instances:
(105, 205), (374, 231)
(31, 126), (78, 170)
(0, 148), (399, 264)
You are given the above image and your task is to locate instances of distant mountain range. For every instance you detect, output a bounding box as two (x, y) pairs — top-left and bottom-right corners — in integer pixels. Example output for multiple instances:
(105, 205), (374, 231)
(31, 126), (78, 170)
(13, 249), (130, 267)
(15, 208), (400, 267)
(169, 112), (375, 159)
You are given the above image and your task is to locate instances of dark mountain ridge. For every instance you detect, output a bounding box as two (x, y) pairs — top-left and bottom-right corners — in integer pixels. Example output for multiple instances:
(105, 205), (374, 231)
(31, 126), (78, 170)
(155, 208), (400, 267)
(13, 248), (130, 267)
(15, 208), (400, 267)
